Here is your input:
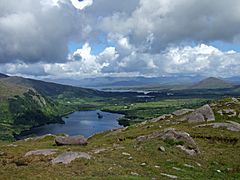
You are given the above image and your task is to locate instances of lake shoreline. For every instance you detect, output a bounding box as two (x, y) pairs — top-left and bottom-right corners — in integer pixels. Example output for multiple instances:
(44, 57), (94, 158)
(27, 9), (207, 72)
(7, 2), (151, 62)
(15, 110), (124, 140)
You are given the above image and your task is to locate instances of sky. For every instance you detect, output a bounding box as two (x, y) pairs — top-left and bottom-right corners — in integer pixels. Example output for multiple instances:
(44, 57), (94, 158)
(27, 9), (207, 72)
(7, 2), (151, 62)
(0, 0), (240, 79)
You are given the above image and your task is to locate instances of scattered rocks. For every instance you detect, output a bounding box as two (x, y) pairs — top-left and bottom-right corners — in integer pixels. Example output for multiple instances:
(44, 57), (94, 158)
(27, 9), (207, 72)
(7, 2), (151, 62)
(25, 149), (58, 157)
(231, 97), (240, 104)
(52, 152), (91, 164)
(196, 121), (240, 132)
(136, 128), (200, 155)
(172, 109), (194, 116)
(160, 173), (178, 179)
(55, 135), (88, 146)
(181, 104), (215, 123)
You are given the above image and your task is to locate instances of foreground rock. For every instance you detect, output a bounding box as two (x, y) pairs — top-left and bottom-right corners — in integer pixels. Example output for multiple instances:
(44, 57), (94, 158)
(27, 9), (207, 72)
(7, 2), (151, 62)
(181, 104), (215, 123)
(137, 128), (200, 155)
(52, 152), (91, 164)
(25, 149), (58, 157)
(55, 135), (88, 146)
(196, 121), (240, 132)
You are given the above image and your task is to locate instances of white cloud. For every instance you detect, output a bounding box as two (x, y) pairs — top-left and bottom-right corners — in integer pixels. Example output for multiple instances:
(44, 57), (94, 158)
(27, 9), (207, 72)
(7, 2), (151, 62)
(2, 43), (240, 78)
(1, 0), (240, 78)
(70, 0), (93, 10)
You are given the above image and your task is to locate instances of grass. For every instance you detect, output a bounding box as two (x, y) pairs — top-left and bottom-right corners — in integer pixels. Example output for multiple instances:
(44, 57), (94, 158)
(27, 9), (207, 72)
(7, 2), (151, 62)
(0, 97), (240, 179)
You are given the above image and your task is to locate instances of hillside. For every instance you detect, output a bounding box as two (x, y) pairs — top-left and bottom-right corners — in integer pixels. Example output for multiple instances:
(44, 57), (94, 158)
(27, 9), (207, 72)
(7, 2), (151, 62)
(0, 76), (103, 98)
(0, 97), (239, 179)
(0, 74), (106, 141)
(191, 77), (233, 89)
(0, 73), (8, 78)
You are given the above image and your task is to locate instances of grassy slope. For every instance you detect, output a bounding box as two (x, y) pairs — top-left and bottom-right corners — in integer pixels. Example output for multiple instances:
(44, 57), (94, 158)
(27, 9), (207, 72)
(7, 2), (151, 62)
(0, 98), (239, 179)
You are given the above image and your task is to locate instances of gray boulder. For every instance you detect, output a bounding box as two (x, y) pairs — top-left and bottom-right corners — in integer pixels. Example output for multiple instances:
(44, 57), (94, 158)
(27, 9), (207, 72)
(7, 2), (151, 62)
(182, 104), (215, 123)
(55, 135), (88, 146)
(52, 152), (91, 164)
(196, 121), (240, 132)
(136, 128), (199, 155)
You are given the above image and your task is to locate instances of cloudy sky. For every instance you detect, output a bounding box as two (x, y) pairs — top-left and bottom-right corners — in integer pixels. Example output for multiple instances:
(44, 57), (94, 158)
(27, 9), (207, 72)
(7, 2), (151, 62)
(0, 0), (240, 79)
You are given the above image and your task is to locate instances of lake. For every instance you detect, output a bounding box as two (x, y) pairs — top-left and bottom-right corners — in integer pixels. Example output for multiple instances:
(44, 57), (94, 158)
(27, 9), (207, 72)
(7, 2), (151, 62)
(18, 110), (124, 139)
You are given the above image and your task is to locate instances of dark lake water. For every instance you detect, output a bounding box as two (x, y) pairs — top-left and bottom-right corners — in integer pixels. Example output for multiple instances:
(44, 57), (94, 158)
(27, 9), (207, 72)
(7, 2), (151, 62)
(19, 110), (124, 138)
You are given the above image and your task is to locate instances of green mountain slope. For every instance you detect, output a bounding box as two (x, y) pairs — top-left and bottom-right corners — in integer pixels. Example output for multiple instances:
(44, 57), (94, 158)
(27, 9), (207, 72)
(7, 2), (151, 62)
(191, 77), (233, 89)
(0, 76), (103, 98)
(0, 74), (105, 140)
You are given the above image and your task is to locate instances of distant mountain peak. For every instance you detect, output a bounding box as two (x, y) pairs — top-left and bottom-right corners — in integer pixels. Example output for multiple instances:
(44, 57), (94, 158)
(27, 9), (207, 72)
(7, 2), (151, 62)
(191, 77), (233, 89)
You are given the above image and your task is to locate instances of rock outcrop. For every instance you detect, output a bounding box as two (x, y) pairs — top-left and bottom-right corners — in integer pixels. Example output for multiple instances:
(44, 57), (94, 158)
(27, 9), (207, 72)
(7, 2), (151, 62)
(136, 128), (200, 155)
(55, 135), (88, 146)
(52, 152), (91, 164)
(196, 121), (240, 132)
(181, 104), (215, 123)
(25, 149), (58, 157)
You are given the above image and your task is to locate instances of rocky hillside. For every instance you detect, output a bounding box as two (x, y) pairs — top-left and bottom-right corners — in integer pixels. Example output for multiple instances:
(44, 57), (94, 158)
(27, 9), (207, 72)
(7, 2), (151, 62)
(0, 97), (240, 179)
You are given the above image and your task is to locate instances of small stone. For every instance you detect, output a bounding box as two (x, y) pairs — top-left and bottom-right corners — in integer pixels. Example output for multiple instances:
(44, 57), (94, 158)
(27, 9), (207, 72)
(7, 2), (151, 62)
(158, 146), (165, 152)
(216, 170), (221, 173)
(155, 165), (160, 168)
(160, 173), (178, 179)
(184, 164), (194, 168)
(128, 157), (133, 160)
(173, 167), (182, 171)
(122, 152), (131, 156)
(140, 162), (147, 166)
(93, 148), (107, 154)
(131, 172), (139, 176)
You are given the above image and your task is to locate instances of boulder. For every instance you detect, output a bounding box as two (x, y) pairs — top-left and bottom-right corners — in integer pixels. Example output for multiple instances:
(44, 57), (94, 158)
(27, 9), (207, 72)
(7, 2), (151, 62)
(172, 109), (194, 116)
(181, 104), (215, 123)
(223, 109), (237, 117)
(196, 121), (240, 132)
(52, 152), (91, 164)
(136, 128), (200, 155)
(25, 149), (58, 157)
(55, 135), (88, 146)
